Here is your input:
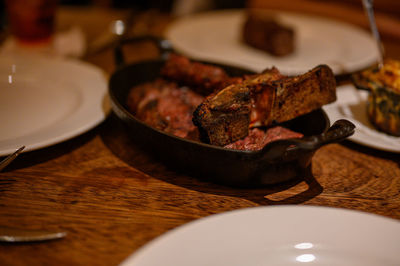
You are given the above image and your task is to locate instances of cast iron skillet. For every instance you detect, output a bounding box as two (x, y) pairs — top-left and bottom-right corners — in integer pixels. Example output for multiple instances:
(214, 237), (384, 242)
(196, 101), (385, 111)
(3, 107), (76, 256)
(109, 36), (355, 187)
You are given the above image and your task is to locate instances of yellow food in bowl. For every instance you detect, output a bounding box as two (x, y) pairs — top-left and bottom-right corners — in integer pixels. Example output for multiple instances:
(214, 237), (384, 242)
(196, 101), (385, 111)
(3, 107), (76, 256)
(353, 59), (400, 136)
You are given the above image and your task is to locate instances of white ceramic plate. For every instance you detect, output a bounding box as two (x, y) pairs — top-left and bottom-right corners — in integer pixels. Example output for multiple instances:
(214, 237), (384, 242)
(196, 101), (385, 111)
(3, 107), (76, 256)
(121, 205), (400, 266)
(0, 54), (109, 156)
(165, 9), (379, 76)
(323, 85), (400, 153)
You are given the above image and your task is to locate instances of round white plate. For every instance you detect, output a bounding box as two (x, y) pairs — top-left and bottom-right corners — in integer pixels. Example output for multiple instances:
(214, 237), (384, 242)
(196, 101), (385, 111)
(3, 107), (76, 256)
(121, 205), (400, 266)
(0, 54), (109, 156)
(323, 84), (400, 153)
(165, 9), (379, 76)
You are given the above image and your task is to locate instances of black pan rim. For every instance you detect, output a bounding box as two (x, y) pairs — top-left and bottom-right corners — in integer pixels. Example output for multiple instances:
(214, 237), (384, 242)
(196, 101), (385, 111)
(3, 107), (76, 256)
(108, 58), (331, 156)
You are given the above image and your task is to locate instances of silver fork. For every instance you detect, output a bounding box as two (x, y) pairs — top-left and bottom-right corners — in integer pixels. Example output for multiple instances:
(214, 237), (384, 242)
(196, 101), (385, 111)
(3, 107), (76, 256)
(0, 146), (25, 172)
(362, 0), (385, 68)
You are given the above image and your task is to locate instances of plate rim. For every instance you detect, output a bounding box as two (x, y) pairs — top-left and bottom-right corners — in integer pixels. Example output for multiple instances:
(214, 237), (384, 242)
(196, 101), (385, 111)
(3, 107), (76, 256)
(165, 9), (379, 76)
(120, 205), (400, 266)
(323, 84), (400, 153)
(0, 54), (109, 156)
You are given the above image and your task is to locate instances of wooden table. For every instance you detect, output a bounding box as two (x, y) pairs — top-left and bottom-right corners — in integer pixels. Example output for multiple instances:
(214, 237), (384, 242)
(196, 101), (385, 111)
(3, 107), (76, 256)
(1, 6), (400, 266)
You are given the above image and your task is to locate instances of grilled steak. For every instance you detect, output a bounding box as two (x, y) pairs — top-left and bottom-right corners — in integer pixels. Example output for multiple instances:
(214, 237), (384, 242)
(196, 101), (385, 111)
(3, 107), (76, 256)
(193, 65), (336, 146)
(127, 54), (336, 149)
(243, 11), (295, 56)
(160, 53), (245, 95)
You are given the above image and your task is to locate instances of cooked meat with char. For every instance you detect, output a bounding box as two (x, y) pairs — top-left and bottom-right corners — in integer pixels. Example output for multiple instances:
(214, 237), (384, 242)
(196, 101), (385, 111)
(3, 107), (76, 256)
(193, 64), (336, 146)
(192, 79), (253, 147)
(248, 67), (286, 127)
(160, 53), (245, 95)
(242, 11), (295, 56)
(127, 77), (303, 150)
(127, 78), (204, 139)
(127, 54), (336, 150)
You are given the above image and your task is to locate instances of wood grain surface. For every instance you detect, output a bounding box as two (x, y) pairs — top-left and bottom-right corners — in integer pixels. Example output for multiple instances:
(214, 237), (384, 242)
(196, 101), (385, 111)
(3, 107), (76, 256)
(1, 5), (400, 266)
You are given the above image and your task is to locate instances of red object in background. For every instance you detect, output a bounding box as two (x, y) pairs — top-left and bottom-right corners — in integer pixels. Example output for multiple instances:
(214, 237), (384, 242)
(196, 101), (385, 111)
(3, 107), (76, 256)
(5, 0), (57, 44)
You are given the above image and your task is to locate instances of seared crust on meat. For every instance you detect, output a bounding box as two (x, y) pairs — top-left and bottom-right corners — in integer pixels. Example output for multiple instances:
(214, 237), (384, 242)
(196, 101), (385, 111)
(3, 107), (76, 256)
(193, 65), (336, 146)
(243, 11), (295, 56)
(192, 83), (251, 145)
(262, 64), (336, 125)
(160, 54), (231, 95)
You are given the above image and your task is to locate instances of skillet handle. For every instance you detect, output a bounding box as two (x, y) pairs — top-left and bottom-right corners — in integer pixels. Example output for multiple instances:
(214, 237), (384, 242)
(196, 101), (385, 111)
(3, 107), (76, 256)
(351, 70), (373, 92)
(114, 35), (174, 68)
(261, 119), (355, 162)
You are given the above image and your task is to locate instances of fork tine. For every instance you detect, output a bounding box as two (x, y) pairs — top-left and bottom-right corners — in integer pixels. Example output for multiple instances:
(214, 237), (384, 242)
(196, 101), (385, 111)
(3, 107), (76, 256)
(0, 146), (25, 172)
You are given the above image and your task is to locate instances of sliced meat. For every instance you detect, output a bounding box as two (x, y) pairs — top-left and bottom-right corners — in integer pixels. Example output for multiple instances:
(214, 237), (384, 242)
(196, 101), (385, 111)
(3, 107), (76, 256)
(127, 79), (204, 139)
(224, 126), (303, 151)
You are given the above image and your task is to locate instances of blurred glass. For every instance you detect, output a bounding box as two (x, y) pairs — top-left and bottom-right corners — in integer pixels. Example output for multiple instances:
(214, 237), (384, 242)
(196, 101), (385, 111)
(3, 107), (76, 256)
(5, 0), (58, 44)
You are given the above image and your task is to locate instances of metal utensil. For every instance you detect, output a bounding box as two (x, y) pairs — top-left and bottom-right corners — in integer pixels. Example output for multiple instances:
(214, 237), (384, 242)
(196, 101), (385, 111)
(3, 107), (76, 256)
(84, 10), (136, 58)
(362, 0), (385, 67)
(0, 226), (66, 243)
(0, 146), (24, 172)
